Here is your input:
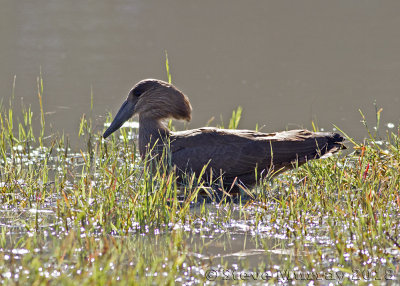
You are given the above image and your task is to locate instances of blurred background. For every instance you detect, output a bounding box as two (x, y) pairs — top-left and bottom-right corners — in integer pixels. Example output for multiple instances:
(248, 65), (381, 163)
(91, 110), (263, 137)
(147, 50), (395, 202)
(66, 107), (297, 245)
(1, 0), (399, 146)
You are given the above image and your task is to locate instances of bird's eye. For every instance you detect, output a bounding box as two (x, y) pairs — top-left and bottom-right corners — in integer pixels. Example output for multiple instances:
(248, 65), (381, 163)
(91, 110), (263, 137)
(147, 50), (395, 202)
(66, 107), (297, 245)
(132, 82), (151, 97)
(133, 88), (143, 97)
(131, 80), (157, 97)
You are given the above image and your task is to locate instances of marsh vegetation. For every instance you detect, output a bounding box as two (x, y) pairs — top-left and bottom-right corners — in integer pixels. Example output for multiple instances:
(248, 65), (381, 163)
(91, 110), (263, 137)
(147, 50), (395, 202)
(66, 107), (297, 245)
(0, 74), (399, 285)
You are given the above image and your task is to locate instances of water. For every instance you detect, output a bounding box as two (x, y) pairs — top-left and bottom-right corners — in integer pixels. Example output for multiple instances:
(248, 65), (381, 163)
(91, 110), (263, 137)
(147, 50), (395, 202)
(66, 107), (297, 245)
(1, 1), (399, 145)
(1, 2), (400, 282)
(1, 114), (399, 283)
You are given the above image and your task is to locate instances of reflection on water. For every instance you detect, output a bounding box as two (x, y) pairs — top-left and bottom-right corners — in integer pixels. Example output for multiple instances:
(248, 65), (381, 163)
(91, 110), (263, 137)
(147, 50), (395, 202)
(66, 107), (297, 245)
(1, 5), (398, 276)
(0, 109), (399, 283)
(0, 1), (399, 145)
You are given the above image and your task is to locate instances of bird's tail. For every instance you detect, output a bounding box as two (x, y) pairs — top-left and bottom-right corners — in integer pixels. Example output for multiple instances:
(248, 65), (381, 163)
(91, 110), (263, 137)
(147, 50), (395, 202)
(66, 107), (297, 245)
(318, 131), (347, 156)
(268, 130), (346, 174)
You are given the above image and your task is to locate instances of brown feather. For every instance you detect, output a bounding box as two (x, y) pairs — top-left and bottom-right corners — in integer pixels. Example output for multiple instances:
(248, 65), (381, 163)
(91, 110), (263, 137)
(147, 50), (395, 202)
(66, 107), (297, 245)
(168, 128), (345, 187)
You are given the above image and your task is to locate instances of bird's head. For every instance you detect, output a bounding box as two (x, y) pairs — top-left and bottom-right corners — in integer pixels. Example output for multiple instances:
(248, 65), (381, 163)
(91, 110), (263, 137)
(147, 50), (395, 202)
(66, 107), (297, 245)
(103, 79), (192, 139)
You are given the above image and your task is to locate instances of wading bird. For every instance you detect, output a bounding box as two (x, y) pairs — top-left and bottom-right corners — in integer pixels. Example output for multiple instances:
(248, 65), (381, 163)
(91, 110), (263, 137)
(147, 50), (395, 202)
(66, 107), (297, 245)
(103, 79), (345, 190)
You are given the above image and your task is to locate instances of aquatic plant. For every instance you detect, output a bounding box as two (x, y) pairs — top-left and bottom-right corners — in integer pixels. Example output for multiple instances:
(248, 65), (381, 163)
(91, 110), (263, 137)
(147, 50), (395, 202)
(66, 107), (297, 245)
(0, 68), (399, 284)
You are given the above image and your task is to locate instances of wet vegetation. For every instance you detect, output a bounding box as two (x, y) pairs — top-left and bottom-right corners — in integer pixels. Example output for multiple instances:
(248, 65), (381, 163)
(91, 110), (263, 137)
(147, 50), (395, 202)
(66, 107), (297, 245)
(0, 72), (399, 285)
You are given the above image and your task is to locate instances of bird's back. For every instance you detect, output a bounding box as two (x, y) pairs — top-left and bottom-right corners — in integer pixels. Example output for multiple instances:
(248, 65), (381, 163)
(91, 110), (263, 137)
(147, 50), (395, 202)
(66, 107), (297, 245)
(169, 128), (345, 187)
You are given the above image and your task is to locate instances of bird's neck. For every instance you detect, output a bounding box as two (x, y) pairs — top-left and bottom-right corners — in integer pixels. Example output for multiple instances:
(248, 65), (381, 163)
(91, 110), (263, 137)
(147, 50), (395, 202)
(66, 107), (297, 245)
(138, 115), (170, 158)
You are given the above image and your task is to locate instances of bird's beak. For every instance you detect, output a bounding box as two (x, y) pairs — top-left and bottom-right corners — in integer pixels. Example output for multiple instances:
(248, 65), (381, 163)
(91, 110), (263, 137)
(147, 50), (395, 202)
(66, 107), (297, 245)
(103, 99), (137, 139)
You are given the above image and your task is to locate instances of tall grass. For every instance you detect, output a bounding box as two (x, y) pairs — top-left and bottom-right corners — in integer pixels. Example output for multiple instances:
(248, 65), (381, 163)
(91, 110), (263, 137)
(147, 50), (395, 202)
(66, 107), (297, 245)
(0, 69), (399, 284)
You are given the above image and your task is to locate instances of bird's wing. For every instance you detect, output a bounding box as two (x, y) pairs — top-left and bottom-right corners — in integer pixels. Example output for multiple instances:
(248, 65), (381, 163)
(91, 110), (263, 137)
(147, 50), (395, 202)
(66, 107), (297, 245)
(169, 128), (344, 178)
(170, 128), (263, 176)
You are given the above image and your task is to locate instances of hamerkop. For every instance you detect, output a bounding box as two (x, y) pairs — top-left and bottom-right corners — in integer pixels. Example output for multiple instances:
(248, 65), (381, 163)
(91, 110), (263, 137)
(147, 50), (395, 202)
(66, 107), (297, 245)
(103, 79), (345, 189)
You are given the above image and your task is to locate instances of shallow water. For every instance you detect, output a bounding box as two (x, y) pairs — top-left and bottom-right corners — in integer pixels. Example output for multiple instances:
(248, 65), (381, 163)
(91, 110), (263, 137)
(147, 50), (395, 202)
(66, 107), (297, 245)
(1, 1), (400, 145)
(1, 1), (400, 284)
(1, 138), (399, 284)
